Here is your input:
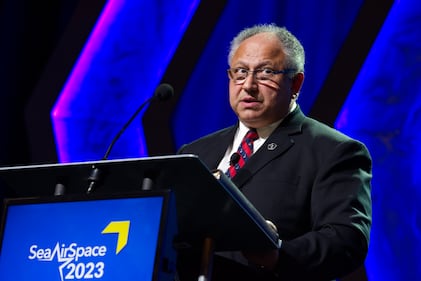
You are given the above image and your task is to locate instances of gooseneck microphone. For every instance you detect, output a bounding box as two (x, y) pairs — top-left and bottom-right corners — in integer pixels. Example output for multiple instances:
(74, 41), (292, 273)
(86, 83), (174, 194)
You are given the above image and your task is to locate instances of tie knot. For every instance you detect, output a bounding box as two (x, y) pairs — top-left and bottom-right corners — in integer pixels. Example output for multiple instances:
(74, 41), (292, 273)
(245, 129), (258, 141)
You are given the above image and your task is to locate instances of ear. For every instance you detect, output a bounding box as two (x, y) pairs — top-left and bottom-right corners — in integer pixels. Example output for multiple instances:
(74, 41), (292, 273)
(291, 72), (304, 96)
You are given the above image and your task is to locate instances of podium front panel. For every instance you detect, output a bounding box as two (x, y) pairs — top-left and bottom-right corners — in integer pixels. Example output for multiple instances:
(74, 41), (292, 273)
(0, 191), (176, 281)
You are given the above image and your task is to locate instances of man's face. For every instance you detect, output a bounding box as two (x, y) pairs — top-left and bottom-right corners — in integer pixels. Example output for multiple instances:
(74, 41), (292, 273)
(229, 33), (303, 128)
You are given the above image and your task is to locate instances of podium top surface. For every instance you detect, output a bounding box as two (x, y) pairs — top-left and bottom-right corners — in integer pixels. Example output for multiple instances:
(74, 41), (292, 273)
(0, 154), (279, 251)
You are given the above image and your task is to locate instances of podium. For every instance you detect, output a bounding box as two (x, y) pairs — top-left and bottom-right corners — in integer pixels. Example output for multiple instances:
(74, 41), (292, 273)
(0, 154), (279, 280)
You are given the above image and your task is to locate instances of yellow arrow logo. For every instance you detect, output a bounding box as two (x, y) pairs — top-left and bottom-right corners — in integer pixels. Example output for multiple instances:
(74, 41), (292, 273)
(102, 221), (130, 254)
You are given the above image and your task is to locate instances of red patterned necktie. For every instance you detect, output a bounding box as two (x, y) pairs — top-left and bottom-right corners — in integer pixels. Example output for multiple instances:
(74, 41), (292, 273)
(226, 129), (259, 178)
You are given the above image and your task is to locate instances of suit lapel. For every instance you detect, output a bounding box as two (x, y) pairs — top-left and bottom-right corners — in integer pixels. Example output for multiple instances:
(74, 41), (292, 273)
(232, 107), (305, 188)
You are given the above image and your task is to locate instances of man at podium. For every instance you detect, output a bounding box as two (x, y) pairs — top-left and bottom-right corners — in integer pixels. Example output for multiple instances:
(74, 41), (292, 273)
(176, 23), (372, 281)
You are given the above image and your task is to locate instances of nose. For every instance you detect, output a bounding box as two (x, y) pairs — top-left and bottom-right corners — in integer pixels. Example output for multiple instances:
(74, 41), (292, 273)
(241, 72), (258, 90)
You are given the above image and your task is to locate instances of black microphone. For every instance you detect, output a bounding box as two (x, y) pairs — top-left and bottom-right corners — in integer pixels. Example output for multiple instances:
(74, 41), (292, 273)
(86, 83), (174, 194)
(153, 83), (174, 102)
(229, 152), (240, 166)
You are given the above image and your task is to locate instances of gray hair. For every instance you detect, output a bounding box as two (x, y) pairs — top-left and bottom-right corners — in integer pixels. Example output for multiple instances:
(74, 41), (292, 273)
(228, 23), (305, 75)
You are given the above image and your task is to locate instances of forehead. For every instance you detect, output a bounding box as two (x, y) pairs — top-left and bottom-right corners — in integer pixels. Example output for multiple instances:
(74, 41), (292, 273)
(231, 32), (285, 65)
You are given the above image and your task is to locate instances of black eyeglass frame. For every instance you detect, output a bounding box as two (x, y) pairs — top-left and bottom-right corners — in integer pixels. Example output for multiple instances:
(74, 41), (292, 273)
(227, 67), (297, 83)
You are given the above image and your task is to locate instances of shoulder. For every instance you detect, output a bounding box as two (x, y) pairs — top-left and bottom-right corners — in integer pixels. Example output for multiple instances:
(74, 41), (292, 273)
(283, 106), (353, 143)
(286, 106), (365, 146)
(304, 117), (350, 141)
(301, 116), (371, 161)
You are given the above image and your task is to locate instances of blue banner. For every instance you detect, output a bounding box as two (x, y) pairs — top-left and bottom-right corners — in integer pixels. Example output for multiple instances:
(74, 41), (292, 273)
(0, 196), (165, 281)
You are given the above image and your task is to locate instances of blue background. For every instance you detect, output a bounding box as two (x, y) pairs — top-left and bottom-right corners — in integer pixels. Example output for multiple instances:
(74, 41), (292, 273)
(0, 0), (420, 280)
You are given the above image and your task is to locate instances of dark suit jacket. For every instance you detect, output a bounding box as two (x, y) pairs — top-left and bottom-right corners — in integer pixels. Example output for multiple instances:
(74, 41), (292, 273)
(176, 106), (372, 281)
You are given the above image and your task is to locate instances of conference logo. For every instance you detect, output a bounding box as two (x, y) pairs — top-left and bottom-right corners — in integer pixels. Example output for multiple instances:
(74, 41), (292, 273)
(27, 221), (130, 281)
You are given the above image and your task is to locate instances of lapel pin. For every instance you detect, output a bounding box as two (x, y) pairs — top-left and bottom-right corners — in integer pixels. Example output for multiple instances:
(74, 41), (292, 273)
(267, 143), (277, 150)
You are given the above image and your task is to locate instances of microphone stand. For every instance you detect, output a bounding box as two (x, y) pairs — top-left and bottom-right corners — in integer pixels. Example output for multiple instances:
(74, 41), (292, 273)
(85, 84), (174, 194)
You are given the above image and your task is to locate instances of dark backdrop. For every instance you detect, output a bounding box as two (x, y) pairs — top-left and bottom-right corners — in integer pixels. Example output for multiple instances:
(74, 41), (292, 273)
(1, 1), (420, 280)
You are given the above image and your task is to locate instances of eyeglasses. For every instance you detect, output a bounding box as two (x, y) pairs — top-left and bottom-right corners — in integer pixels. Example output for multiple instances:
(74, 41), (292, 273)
(227, 67), (296, 84)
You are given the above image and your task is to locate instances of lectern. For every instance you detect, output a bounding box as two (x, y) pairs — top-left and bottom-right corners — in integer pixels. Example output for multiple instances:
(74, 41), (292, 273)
(0, 154), (279, 281)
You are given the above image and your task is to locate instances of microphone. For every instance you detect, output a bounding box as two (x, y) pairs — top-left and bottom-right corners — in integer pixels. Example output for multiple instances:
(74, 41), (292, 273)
(153, 83), (174, 102)
(86, 83), (174, 194)
(229, 152), (240, 166)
